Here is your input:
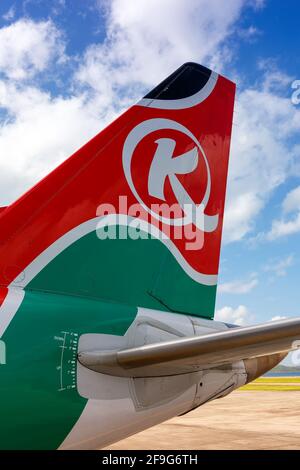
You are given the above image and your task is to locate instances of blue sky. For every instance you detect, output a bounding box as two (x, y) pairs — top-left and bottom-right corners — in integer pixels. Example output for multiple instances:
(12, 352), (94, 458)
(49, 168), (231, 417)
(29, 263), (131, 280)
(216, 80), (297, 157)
(0, 1), (299, 342)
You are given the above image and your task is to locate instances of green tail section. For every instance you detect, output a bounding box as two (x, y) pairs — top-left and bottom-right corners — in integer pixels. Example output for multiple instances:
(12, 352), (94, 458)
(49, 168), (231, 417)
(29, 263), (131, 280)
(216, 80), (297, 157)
(27, 226), (216, 318)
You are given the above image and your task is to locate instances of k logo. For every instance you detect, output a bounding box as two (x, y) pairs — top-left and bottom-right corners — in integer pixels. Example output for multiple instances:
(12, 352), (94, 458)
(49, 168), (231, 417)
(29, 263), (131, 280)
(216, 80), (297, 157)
(122, 118), (218, 232)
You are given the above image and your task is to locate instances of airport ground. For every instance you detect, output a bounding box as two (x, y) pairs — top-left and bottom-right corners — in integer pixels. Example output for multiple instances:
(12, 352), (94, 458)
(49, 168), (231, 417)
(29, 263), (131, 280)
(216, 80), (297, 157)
(105, 378), (300, 450)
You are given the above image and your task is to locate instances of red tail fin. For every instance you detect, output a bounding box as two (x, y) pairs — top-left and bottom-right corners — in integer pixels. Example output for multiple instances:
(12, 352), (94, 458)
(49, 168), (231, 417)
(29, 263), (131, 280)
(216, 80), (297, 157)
(0, 63), (235, 317)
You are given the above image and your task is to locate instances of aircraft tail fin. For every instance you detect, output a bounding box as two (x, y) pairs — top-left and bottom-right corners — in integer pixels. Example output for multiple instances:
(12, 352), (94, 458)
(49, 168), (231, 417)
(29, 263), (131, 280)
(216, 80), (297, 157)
(0, 63), (235, 318)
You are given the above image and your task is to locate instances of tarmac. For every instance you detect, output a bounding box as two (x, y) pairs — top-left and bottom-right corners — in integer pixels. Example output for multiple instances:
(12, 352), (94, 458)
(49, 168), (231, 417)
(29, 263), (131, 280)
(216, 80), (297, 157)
(104, 391), (300, 450)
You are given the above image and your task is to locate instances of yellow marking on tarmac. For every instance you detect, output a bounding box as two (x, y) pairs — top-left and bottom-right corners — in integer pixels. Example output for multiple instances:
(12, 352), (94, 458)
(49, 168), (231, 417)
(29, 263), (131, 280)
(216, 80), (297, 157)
(255, 377), (300, 383)
(241, 376), (300, 391)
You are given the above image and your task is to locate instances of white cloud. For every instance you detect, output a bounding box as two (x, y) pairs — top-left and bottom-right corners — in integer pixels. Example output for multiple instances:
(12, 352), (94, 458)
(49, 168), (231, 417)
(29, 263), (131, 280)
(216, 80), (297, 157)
(2, 6), (15, 22)
(264, 254), (294, 277)
(0, 19), (65, 80)
(77, 0), (246, 99)
(218, 277), (258, 294)
(265, 186), (300, 240)
(258, 58), (294, 92)
(237, 25), (261, 42)
(0, 80), (112, 204)
(215, 305), (251, 325)
(283, 185), (300, 213)
(223, 74), (300, 243)
(0, 17), (108, 204)
(267, 214), (300, 239)
(249, 0), (266, 9)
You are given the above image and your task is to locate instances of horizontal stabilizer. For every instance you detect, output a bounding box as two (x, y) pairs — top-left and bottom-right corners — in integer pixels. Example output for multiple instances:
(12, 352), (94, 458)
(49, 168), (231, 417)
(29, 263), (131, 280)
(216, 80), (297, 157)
(78, 317), (300, 377)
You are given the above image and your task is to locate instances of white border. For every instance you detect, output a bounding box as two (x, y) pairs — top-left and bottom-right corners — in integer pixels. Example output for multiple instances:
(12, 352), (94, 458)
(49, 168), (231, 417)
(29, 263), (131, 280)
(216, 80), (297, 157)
(137, 72), (218, 110)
